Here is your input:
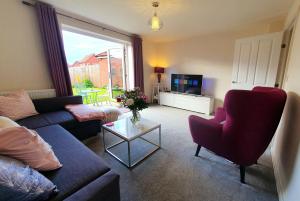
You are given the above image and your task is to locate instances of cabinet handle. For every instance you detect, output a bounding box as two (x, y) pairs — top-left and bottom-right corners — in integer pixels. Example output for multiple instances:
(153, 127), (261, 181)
(232, 81), (237, 84)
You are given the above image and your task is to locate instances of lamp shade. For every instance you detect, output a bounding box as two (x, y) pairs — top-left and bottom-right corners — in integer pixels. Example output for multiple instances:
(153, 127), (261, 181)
(154, 67), (165, 74)
(149, 13), (163, 31)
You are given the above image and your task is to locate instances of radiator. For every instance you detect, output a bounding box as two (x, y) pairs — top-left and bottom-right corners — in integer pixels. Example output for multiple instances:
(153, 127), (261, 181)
(0, 89), (56, 99)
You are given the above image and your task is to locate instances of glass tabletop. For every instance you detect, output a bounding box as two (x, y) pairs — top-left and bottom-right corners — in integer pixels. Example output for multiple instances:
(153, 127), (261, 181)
(102, 118), (161, 141)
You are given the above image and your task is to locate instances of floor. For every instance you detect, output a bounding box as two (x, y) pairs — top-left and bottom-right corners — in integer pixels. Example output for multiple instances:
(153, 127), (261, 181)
(84, 105), (278, 201)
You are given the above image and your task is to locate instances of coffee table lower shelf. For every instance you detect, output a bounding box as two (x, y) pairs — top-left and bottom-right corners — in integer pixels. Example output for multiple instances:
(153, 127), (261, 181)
(102, 125), (161, 168)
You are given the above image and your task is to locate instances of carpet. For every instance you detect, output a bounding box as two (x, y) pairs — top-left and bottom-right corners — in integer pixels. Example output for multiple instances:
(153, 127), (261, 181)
(84, 105), (278, 201)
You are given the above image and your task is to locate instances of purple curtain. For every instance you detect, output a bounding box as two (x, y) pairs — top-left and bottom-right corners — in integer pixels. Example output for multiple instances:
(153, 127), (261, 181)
(36, 2), (73, 97)
(132, 35), (144, 92)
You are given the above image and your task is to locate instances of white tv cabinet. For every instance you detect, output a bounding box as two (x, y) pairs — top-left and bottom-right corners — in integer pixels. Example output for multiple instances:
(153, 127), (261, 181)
(159, 92), (214, 115)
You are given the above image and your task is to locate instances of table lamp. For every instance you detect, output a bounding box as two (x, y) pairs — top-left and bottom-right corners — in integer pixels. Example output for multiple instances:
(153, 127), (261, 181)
(154, 67), (165, 83)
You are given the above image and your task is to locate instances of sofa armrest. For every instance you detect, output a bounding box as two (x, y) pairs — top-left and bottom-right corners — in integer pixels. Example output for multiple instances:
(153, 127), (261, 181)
(64, 171), (120, 201)
(32, 96), (83, 113)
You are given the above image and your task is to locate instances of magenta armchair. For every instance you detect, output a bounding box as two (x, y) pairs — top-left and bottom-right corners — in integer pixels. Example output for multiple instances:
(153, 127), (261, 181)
(189, 87), (286, 183)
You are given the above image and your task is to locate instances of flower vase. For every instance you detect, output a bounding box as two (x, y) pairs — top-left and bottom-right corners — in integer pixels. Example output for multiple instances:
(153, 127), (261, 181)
(131, 110), (141, 124)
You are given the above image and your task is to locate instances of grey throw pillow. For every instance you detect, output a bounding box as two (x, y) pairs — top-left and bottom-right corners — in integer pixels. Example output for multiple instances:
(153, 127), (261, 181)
(0, 155), (58, 201)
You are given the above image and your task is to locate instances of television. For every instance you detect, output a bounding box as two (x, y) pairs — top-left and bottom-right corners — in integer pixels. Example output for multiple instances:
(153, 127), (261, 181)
(171, 74), (203, 95)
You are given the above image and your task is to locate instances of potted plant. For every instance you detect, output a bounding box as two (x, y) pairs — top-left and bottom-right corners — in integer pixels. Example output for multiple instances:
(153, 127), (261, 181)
(117, 88), (148, 123)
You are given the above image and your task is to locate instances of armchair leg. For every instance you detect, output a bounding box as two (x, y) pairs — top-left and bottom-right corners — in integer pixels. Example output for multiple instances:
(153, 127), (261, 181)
(195, 145), (201, 157)
(240, 165), (246, 183)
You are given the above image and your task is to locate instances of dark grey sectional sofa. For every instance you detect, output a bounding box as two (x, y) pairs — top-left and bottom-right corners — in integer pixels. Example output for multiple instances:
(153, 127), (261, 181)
(18, 96), (100, 141)
(16, 96), (120, 201)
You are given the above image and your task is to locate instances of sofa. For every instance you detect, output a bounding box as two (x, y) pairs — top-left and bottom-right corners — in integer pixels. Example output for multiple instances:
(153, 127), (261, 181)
(17, 96), (120, 201)
(17, 96), (100, 141)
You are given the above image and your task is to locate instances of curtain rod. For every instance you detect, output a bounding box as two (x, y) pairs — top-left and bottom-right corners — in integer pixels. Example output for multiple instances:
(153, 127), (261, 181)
(22, 1), (132, 38)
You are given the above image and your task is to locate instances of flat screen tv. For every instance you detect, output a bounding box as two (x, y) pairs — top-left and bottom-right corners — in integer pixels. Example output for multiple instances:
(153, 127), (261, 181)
(171, 74), (203, 95)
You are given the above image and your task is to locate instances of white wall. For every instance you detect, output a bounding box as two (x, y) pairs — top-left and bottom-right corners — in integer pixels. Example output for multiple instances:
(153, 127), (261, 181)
(155, 33), (236, 108)
(58, 14), (132, 44)
(0, 0), (133, 93)
(0, 0), (53, 91)
(143, 17), (285, 108)
(143, 39), (158, 102)
(272, 1), (300, 201)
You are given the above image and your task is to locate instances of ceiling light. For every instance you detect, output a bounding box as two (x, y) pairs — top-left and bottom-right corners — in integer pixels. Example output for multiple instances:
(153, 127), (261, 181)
(149, 1), (163, 31)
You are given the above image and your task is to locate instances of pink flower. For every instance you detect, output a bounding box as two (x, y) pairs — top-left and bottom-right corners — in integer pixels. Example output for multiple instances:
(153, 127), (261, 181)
(126, 99), (134, 106)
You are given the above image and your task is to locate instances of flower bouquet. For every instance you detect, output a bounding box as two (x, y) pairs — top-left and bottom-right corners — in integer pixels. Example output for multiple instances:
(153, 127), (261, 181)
(117, 88), (148, 123)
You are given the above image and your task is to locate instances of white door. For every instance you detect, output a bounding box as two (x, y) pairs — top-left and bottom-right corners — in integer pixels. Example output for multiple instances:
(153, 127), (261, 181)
(107, 48), (126, 99)
(231, 32), (283, 90)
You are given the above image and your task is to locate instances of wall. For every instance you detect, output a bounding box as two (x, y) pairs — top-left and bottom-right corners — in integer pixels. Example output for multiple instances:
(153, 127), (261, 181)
(143, 17), (285, 108)
(155, 33), (235, 108)
(0, 0), (285, 103)
(272, 0), (300, 201)
(0, 0), (132, 93)
(143, 39), (158, 101)
(0, 0), (53, 91)
(58, 14), (132, 44)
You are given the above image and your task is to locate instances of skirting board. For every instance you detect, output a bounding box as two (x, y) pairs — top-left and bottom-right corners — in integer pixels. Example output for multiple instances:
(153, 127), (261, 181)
(0, 89), (56, 99)
(271, 146), (287, 201)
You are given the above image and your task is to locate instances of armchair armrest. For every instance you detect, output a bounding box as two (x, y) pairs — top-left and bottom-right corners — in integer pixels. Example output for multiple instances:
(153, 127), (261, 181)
(214, 107), (226, 123)
(32, 96), (83, 113)
(189, 115), (223, 144)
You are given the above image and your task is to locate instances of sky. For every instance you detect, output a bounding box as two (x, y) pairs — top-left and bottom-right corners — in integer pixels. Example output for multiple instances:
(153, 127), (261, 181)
(62, 30), (123, 65)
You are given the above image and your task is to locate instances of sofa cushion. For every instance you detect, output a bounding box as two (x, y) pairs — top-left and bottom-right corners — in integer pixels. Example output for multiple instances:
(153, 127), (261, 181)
(17, 111), (77, 130)
(64, 171), (120, 201)
(35, 125), (110, 201)
(17, 114), (50, 129)
(0, 155), (58, 201)
(0, 90), (38, 121)
(42, 111), (77, 130)
(0, 116), (20, 128)
(17, 111), (101, 141)
(0, 127), (62, 171)
(32, 96), (83, 114)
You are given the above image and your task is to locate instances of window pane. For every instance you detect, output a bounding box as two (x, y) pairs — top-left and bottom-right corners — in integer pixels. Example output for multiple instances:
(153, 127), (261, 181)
(62, 30), (126, 104)
(109, 48), (125, 98)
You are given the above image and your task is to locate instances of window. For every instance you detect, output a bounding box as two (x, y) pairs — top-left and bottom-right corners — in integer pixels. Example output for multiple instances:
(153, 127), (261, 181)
(62, 29), (133, 104)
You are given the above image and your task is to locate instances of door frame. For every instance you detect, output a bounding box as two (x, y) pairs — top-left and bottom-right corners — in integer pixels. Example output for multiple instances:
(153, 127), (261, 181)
(107, 47), (127, 99)
(231, 32), (283, 90)
(278, 18), (297, 88)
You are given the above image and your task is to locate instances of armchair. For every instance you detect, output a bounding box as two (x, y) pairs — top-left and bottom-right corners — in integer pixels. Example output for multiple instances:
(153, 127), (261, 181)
(189, 87), (287, 183)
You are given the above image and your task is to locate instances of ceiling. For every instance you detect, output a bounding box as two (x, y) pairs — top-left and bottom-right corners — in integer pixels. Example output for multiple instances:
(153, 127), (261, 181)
(41, 0), (294, 42)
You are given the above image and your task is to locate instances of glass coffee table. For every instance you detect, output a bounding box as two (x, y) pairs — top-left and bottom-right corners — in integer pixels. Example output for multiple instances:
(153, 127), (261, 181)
(102, 117), (161, 168)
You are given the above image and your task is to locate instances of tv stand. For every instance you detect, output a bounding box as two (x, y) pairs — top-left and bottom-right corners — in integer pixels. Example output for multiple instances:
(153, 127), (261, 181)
(159, 92), (214, 115)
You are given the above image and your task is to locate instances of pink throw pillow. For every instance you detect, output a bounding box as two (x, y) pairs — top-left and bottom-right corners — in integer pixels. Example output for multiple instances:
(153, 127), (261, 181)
(0, 127), (62, 171)
(0, 90), (38, 120)
(65, 104), (106, 122)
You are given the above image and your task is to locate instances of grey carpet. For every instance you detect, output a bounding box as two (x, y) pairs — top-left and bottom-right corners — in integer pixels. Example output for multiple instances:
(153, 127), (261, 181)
(84, 105), (278, 201)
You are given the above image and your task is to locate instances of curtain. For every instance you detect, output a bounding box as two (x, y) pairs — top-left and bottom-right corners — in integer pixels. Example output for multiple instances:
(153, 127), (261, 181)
(36, 2), (73, 97)
(132, 35), (144, 92)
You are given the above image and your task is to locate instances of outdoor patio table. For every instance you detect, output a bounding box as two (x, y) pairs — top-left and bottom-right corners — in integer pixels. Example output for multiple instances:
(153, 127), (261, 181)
(81, 89), (102, 105)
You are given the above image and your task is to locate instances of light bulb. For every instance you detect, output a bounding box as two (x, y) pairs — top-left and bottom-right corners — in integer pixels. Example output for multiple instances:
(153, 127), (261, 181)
(149, 13), (163, 31)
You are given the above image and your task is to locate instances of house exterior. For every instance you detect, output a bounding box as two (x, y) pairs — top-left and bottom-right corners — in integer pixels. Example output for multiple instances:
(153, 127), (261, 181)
(68, 51), (123, 89)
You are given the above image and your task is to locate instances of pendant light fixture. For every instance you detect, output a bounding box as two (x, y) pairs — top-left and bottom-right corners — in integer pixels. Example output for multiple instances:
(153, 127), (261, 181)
(149, 1), (163, 31)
